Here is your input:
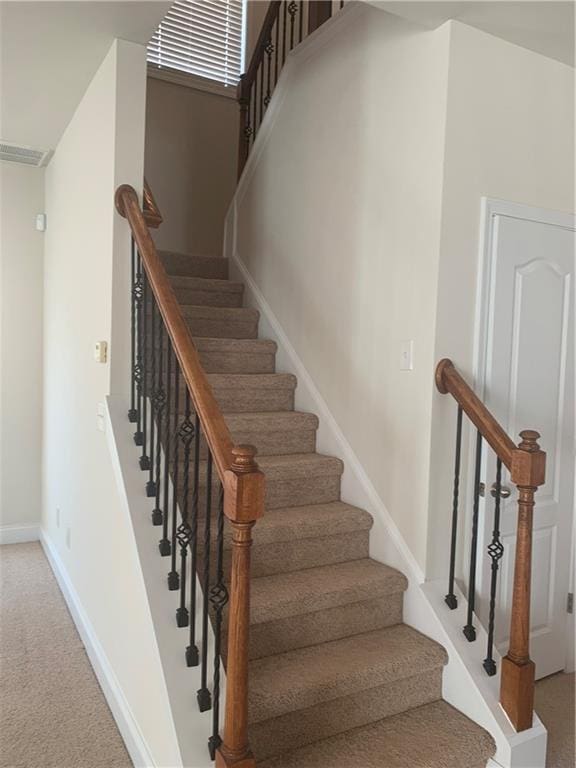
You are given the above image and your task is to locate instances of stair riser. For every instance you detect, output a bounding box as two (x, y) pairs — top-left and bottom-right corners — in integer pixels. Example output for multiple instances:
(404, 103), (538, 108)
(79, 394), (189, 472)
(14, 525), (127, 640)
(142, 347), (276, 374)
(188, 428), (316, 459)
(160, 253), (228, 279)
(176, 473), (341, 511)
(248, 591), (402, 659)
(246, 530), (368, 578)
(159, 385), (294, 413)
(184, 317), (258, 339)
(172, 287), (243, 308)
(251, 669), (443, 762)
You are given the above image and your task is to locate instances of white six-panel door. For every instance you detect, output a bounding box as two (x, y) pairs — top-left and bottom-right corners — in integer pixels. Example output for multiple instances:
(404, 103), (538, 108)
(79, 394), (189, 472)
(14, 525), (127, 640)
(476, 200), (575, 680)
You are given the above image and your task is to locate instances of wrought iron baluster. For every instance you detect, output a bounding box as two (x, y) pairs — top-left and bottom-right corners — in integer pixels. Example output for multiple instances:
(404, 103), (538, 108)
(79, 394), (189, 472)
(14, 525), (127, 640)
(139, 273), (150, 470)
(288, 1), (297, 49)
(133, 249), (144, 446)
(274, 17), (280, 84)
(299, 0), (304, 42)
(282, 0), (287, 64)
(176, 389), (194, 627)
(264, 39), (273, 108)
(463, 430), (483, 641)
(483, 458), (504, 675)
(159, 337), (172, 554)
(128, 237), (138, 423)
(208, 484), (228, 760)
(197, 450), (213, 712)
(152, 318), (166, 524)
(445, 405), (463, 609)
(168, 362), (181, 591)
(186, 413), (201, 668)
(258, 62), (264, 131)
(147, 299), (158, 497)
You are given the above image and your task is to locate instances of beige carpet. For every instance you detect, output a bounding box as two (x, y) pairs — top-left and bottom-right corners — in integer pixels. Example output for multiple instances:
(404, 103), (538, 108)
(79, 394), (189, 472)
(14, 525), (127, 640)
(0, 542), (132, 768)
(536, 671), (575, 768)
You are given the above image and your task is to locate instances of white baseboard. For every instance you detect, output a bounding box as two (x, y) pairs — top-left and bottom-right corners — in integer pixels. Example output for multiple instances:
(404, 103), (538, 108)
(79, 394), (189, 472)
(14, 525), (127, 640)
(0, 523), (40, 545)
(40, 531), (156, 768)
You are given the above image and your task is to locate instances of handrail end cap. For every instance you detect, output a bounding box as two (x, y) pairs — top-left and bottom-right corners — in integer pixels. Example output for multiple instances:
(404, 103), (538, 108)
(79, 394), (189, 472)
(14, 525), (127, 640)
(435, 358), (454, 395)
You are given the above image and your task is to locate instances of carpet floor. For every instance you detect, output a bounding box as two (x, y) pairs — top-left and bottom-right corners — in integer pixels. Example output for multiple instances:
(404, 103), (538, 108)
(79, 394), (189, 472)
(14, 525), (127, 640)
(535, 671), (575, 768)
(0, 542), (132, 768)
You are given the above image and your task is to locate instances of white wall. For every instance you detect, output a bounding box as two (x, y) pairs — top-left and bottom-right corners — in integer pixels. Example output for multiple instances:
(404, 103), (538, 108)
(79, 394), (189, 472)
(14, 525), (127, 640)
(427, 22), (575, 581)
(0, 162), (44, 537)
(42, 39), (181, 768)
(231, 5), (450, 572)
(145, 76), (238, 256)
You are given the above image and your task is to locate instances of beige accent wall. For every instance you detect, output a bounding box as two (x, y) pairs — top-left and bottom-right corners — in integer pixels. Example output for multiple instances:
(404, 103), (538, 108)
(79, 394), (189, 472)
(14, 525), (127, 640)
(0, 162), (44, 531)
(233, 6), (451, 572)
(42, 39), (182, 767)
(145, 76), (238, 256)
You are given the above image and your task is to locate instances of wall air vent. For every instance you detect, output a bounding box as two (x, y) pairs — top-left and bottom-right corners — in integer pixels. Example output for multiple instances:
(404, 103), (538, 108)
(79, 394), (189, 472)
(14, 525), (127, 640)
(0, 141), (51, 167)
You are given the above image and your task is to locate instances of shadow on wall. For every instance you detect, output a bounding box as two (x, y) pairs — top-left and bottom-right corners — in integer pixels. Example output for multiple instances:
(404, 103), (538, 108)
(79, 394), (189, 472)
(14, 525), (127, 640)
(144, 75), (239, 257)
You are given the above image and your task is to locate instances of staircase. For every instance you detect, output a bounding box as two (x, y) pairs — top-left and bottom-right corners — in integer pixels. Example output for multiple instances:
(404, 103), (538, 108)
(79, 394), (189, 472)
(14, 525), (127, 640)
(160, 248), (496, 768)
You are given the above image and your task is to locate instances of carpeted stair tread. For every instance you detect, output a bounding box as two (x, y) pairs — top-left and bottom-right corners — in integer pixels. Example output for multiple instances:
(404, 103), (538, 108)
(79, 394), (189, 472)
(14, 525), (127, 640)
(159, 250), (228, 279)
(169, 274), (244, 308)
(192, 337), (277, 374)
(181, 304), (259, 339)
(250, 559), (407, 625)
(202, 373), (296, 412)
(193, 337), (277, 355)
(250, 501), (372, 547)
(255, 453), (343, 480)
(206, 373), (296, 390)
(257, 700), (496, 768)
(249, 624), (447, 724)
(223, 411), (318, 455)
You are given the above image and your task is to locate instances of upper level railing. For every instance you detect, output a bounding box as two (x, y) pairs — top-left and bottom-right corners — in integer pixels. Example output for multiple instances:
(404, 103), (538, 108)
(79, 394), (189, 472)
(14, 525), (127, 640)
(115, 183), (264, 768)
(436, 359), (546, 733)
(237, 0), (345, 176)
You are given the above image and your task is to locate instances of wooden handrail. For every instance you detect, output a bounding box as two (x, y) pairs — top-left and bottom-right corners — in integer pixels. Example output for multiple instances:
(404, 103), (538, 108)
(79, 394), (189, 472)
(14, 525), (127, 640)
(116, 183), (264, 768)
(435, 358), (545, 733)
(116, 184), (233, 481)
(436, 359), (516, 469)
(143, 178), (163, 229)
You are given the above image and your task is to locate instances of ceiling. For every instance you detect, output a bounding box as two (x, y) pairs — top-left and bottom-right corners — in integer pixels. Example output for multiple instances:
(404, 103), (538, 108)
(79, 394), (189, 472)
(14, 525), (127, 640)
(0, 1), (171, 152)
(367, 1), (575, 66)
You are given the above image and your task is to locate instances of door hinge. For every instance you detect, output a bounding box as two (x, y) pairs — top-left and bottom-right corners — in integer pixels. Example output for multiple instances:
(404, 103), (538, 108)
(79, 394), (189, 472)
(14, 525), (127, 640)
(568, 593), (574, 614)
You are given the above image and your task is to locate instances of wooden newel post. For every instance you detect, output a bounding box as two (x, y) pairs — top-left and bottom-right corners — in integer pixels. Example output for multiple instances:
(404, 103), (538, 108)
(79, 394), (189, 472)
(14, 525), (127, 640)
(216, 445), (265, 768)
(500, 430), (546, 732)
(237, 76), (250, 180)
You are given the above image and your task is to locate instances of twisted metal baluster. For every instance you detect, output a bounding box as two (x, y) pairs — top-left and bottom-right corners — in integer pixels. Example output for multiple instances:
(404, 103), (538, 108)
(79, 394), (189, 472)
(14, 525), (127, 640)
(288, 1), (297, 49)
(264, 39), (273, 108)
(483, 458), (505, 675)
(197, 450), (213, 712)
(186, 413), (201, 668)
(445, 406), (463, 609)
(208, 484), (228, 760)
(146, 298), (158, 497)
(463, 430), (483, 642)
(152, 318), (166, 525)
(139, 273), (150, 471)
(159, 336), (172, 554)
(167, 362), (181, 591)
(133, 249), (144, 446)
(176, 390), (194, 628)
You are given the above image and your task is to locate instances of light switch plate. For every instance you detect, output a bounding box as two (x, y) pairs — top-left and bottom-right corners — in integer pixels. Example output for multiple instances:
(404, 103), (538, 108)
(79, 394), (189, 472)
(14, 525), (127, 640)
(94, 341), (108, 363)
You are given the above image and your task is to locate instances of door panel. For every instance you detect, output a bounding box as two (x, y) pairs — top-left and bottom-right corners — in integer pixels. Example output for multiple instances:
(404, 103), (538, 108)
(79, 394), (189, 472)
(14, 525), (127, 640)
(478, 209), (574, 680)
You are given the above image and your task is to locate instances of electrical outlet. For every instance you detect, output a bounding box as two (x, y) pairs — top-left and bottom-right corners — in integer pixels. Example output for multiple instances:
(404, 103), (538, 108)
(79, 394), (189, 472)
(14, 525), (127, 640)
(66, 527), (71, 550)
(56, 507), (60, 528)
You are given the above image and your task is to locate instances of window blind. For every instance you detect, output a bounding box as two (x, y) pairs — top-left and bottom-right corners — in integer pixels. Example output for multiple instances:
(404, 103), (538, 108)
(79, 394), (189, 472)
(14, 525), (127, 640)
(148, 0), (244, 87)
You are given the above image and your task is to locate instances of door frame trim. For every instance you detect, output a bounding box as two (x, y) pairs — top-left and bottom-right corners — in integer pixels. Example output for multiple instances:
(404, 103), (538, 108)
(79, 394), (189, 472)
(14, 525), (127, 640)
(472, 197), (575, 670)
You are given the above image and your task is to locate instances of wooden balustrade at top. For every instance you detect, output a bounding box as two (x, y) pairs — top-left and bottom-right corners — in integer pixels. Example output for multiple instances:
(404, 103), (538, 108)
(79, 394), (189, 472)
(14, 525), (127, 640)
(115, 182), (265, 768)
(435, 359), (546, 732)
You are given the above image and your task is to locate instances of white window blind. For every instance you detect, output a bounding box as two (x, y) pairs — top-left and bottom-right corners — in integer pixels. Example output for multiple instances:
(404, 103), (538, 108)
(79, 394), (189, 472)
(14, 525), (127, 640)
(148, 0), (244, 87)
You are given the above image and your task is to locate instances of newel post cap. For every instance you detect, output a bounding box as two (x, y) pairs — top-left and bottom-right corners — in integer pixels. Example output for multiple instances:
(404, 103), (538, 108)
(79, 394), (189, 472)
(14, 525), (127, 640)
(511, 430), (546, 487)
(224, 445), (265, 524)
